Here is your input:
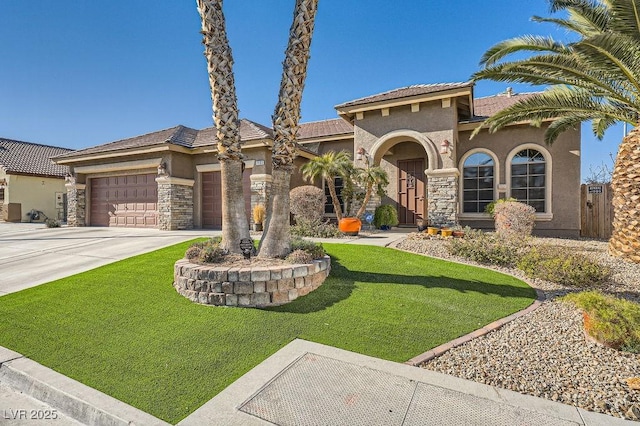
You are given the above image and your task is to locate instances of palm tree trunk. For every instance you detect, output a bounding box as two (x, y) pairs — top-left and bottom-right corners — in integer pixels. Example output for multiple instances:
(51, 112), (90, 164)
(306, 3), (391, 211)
(259, 0), (318, 258)
(327, 179), (343, 221)
(355, 182), (374, 219)
(609, 126), (640, 263)
(196, 0), (249, 253)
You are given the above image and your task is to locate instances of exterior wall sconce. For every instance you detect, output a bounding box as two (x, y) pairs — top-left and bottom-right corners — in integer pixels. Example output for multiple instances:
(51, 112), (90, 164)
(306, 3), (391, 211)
(440, 139), (452, 155)
(356, 147), (371, 165)
(157, 162), (167, 176)
(64, 173), (76, 184)
(0, 178), (6, 189)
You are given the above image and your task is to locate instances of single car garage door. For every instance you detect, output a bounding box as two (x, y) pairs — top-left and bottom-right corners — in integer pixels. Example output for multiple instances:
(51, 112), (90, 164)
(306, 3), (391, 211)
(202, 170), (251, 229)
(90, 173), (158, 228)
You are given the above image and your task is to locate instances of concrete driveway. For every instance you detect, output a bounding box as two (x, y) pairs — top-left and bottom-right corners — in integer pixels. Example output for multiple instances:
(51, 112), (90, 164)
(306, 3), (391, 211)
(0, 223), (215, 296)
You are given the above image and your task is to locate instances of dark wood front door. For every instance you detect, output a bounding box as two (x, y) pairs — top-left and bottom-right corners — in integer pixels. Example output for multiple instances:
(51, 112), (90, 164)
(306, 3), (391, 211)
(201, 169), (252, 229)
(397, 159), (426, 225)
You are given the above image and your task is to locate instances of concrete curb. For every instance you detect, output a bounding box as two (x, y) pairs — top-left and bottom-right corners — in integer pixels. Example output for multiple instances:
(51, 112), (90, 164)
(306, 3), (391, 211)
(386, 239), (548, 366)
(0, 347), (169, 426)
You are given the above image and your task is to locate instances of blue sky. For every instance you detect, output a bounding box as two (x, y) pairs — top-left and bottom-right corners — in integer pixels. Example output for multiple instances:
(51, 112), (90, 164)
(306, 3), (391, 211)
(0, 1), (622, 180)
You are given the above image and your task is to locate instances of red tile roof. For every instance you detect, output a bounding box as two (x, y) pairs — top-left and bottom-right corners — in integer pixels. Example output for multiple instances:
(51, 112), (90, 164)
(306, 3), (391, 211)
(298, 118), (353, 141)
(335, 82), (473, 109)
(0, 138), (72, 177)
(471, 92), (541, 121)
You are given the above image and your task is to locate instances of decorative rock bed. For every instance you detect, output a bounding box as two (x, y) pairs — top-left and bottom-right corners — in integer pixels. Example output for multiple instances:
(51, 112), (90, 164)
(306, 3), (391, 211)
(173, 256), (331, 307)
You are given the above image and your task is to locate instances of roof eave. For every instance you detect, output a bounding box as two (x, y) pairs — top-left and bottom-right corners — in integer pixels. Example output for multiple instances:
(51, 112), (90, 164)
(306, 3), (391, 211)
(335, 87), (474, 120)
(53, 144), (192, 165)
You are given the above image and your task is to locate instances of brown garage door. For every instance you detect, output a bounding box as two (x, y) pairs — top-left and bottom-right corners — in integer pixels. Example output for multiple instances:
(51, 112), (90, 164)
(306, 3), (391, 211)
(202, 170), (251, 229)
(90, 174), (158, 228)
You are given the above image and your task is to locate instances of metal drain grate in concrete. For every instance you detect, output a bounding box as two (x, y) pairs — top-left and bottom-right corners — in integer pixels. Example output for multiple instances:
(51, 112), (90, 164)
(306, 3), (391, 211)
(239, 353), (416, 426)
(239, 352), (580, 426)
(403, 382), (579, 426)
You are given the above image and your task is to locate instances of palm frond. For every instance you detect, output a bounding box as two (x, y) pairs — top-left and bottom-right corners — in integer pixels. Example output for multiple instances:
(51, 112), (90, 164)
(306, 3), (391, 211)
(609, 0), (640, 38)
(479, 36), (570, 66)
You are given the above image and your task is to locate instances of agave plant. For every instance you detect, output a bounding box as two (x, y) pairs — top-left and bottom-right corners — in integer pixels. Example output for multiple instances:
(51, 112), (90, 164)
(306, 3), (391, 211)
(472, 0), (640, 263)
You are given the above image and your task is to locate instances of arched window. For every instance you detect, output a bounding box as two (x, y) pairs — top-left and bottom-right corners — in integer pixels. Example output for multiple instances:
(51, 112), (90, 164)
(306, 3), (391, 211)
(510, 148), (546, 212)
(462, 152), (495, 213)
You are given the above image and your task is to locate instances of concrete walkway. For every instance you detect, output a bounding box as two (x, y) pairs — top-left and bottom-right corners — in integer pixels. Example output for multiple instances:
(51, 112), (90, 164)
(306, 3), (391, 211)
(0, 225), (634, 425)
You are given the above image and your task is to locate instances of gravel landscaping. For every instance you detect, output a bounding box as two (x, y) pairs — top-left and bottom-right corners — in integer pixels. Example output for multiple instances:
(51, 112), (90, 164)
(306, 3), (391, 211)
(395, 234), (640, 422)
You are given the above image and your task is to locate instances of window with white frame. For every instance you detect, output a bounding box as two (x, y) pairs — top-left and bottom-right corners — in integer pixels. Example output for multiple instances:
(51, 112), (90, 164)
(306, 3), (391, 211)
(324, 177), (344, 215)
(462, 152), (495, 213)
(510, 148), (546, 212)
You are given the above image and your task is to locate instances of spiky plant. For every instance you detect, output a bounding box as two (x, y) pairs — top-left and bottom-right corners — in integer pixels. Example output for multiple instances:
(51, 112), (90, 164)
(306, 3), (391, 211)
(472, 0), (640, 263)
(259, 0), (319, 258)
(196, 0), (250, 253)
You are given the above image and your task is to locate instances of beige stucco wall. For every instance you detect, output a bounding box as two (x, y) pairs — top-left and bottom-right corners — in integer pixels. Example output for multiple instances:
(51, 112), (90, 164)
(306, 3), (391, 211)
(354, 100), (457, 170)
(458, 122), (581, 236)
(1, 172), (66, 221)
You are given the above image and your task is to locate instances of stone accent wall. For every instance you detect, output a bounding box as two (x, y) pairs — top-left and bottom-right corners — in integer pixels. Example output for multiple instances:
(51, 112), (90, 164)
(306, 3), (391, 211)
(250, 174), (272, 225)
(156, 177), (194, 230)
(173, 256), (331, 307)
(427, 171), (458, 227)
(0, 203), (5, 221)
(65, 183), (86, 227)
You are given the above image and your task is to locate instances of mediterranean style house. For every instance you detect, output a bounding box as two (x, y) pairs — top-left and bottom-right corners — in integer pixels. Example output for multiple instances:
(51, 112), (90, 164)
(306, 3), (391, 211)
(0, 138), (71, 222)
(53, 82), (581, 236)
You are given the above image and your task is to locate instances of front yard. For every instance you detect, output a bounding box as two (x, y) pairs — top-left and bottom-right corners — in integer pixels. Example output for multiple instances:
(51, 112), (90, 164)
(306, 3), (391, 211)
(0, 241), (534, 423)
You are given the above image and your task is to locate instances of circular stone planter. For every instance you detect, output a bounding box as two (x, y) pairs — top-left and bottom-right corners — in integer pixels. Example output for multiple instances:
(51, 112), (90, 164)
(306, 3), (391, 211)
(173, 256), (331, 307)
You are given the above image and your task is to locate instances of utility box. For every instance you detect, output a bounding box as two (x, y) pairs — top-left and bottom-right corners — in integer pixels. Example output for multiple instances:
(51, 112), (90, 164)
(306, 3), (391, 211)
(5, 203), (22, 222)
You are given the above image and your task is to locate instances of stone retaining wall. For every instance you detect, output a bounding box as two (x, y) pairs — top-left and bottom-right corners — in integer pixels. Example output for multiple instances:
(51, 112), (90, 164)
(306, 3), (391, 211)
(174, 256), (331, 307)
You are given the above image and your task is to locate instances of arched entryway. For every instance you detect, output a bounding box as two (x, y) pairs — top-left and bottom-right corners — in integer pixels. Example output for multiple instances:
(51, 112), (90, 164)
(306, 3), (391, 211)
(368, 130), (439, 226)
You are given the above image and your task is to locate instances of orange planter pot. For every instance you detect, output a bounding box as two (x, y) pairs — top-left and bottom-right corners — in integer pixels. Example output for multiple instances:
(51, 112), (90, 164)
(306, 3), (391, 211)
(339, 217), (362, 236)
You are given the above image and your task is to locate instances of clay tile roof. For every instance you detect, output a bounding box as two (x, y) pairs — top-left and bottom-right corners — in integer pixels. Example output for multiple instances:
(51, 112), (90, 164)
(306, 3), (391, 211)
(0, 138), (72, 177)
(53, 125), (199, 160)
(298, 118), (353, 141)
(335, 82), (474, 109)
(190, 119), (275, 148)
(471, 92), (541, 121)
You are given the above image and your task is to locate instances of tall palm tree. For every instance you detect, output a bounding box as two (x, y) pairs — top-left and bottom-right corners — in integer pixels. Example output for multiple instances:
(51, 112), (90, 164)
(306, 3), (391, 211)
(196, 0), (250, 253)
(472, 0), (640, 263)
(259, 0), (319, 258)
(300, 151), (353, 221)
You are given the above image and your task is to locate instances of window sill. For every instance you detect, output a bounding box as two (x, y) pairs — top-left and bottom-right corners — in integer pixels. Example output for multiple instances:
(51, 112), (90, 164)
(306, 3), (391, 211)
(459, 213), (553, 221)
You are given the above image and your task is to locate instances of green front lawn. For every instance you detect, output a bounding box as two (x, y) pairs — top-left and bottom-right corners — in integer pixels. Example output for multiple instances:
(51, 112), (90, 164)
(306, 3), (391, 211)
(0, 242), (535, 423)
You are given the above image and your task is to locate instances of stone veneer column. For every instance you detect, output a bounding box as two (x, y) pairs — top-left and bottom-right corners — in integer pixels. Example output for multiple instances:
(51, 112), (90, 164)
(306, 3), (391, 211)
(426, 168), (459, 227)
(249, 174), (272, 223)
(65, 183), (86, 227)
(64, 182), (87, 226)
(156, 176), (195, 230)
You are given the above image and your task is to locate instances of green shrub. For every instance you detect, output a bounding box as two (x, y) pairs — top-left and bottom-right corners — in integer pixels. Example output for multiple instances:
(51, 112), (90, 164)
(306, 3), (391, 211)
(184, 237), (226, 264)
(493, 201), (536, 238)
(290, 238), (325, 259)
(484, 197), (517, 216)
(290, 185), (325, 223)
(563, 291), (640, 353)
(45, 218), (61, 228)
(517, 245), (610, 287)
(291, 219), (342, 238)
(285, 249), (314, 264)
(446, 229), (524, 266)
(373, 204), (399, 229)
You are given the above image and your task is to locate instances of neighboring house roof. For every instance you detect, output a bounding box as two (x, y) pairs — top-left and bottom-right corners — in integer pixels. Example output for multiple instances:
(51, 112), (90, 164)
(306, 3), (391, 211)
(298, 118), (353, 141)
(335, 82), (474, 109)
(471, 92), (540, 122)
(0, 138), (72, 178)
